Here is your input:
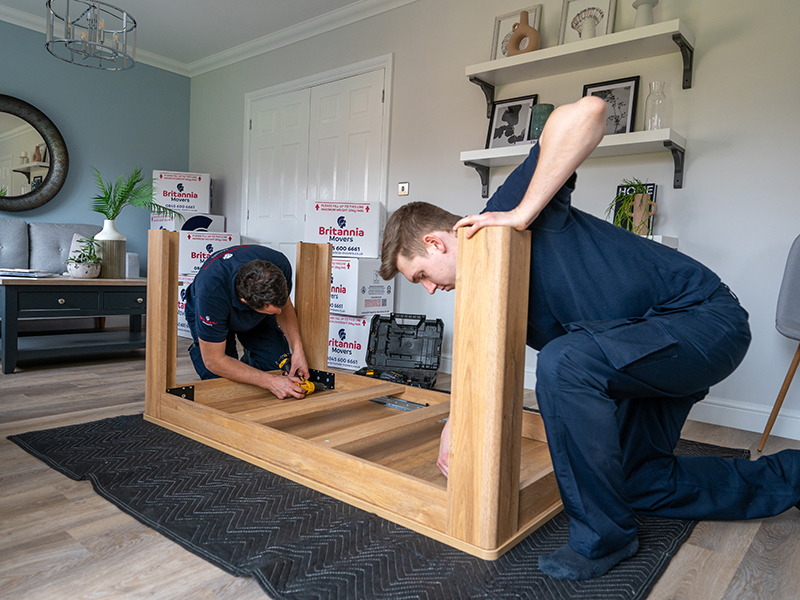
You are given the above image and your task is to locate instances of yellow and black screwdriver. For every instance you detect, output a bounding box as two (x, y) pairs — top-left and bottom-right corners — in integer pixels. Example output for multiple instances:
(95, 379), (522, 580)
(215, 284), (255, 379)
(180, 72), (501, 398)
(277, 353), (327, 395)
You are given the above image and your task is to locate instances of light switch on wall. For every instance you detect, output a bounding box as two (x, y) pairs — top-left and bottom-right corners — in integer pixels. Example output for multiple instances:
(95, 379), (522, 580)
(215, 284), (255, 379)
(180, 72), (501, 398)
(398, 182), (409, 196)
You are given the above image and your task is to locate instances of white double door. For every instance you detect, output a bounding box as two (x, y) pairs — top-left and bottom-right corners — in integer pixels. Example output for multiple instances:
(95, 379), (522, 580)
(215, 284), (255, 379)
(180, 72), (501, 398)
(244, 68), (386, 271)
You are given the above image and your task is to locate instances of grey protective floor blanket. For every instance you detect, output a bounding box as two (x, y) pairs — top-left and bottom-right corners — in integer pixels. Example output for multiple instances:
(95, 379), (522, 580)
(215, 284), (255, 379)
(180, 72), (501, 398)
(9, 414), (750, 600)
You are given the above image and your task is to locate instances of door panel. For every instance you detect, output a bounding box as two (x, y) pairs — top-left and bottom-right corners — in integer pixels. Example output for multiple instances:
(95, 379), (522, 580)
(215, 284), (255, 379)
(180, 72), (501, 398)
(245, 68), (385, 277)
(308, 69), (385, 206)
(246, 88), (311, 251)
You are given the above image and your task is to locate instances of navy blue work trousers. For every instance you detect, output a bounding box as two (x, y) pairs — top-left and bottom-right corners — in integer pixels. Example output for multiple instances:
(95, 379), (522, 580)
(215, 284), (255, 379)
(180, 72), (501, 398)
(535, 284), (800, 559)
(187, 317), (289, 380)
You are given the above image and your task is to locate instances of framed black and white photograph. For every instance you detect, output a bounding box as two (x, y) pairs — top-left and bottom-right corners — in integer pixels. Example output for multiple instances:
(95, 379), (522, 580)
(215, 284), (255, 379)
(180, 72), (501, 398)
(490, 5), (543, 60)
(583, 76), (639, 134)
(558, 0), (616, 45)
(486, 95), (538, 149)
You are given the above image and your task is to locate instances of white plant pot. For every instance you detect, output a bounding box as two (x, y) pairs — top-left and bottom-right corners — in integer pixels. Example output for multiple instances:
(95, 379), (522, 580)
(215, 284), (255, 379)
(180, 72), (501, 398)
(95, 219), (127, 279)
(67, 262), (101, 279)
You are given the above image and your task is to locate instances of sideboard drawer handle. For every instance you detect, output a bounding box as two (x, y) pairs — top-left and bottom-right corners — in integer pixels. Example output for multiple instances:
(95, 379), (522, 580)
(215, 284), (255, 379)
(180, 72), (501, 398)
(137, 297), (144, 303)
(58, 298), (66, 305)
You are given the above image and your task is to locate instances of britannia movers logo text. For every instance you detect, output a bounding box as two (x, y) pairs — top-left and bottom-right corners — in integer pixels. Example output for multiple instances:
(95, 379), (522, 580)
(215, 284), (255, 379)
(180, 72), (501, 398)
(329, 328), (362, 355)
(319, 215), (365, 242)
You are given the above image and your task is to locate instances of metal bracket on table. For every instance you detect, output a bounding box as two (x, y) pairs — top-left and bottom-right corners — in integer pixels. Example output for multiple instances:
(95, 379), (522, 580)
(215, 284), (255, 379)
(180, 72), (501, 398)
(663, 140), (685, 189)
(464, 161), (490, 198)
(469, 76), (495, 119)
(309, 368), (336, 390)
(370, 396), (429, 412)
(167, 385), (195, 401)
(672, 33), (694, 89)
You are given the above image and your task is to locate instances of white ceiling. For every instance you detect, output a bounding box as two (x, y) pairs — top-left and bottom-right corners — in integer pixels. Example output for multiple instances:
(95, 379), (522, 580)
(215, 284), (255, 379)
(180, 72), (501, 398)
(0, 0), (415, 76)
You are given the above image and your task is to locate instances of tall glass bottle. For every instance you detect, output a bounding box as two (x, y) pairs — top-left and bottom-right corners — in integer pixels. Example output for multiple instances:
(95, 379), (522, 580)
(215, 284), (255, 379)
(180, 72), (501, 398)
(644, 81), (668, 130)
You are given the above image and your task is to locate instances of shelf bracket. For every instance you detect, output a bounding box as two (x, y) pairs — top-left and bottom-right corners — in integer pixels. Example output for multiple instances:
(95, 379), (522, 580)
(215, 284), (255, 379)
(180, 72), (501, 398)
(469, 77), (495, 119)
(672, 33), (694, 89)
(663, 140), (685, 189)
(464, 161), (490, 198)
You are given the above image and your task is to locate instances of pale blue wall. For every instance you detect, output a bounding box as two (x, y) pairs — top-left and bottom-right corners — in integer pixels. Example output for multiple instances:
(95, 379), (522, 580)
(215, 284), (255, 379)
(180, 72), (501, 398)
(0, 20), (190, 268)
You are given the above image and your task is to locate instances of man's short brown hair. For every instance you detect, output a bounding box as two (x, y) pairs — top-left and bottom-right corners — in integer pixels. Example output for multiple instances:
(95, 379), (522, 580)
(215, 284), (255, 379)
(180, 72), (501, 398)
(235, 260), (289, 310)
(379, 202), (461, 280)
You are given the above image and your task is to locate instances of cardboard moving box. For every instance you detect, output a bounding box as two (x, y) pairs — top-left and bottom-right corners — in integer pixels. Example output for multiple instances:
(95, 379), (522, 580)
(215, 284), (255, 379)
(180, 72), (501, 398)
(151, 211), (226, 232)
(178, 232), (240, 276)
(177, 274), (194, 339)
(330, 257), (394, 316)
(327, 314), (371, 371)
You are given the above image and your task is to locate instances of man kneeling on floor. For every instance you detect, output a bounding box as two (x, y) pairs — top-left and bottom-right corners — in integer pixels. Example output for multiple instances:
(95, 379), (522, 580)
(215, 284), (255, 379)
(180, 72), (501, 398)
(185, 244), (310, 399)
(378, 96), (800, 580)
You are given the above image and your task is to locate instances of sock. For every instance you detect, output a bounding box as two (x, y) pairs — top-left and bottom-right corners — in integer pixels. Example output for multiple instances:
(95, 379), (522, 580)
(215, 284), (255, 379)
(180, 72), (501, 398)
(538, 538), (639, 580)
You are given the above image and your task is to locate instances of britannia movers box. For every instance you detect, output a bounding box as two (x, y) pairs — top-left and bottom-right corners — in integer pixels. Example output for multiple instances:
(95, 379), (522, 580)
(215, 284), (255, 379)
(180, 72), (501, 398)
(150, 211), (225, 232)
(330, 257), (393, 317)
(153, 170), (212, 213)
(178, 232), (240, 276)
(177, 274), (194, 339)
(304, 200), (384, 258)
(327, 314), (371, 371)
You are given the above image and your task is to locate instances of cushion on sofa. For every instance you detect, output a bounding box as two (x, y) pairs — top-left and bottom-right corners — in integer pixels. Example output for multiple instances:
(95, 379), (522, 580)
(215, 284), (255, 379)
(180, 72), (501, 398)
(0, 217), (29, 269)
(29, 222), (102, 273)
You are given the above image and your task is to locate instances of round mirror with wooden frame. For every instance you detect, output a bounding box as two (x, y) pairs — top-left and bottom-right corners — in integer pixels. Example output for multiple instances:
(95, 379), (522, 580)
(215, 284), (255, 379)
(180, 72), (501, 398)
(0, 94), (69, 212)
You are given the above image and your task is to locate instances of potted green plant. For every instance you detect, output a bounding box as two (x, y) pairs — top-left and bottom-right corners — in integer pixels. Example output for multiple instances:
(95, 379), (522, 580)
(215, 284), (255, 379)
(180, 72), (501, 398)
(66, 236), (102, 279)
(606, 177), (657, 237)
(90, 166), (183, 278)
(0, 185), (7, 196)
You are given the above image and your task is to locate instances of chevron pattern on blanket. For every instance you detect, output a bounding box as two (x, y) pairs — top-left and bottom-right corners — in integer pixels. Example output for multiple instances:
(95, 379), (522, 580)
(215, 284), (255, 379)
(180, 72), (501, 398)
(9, 415), (750, 600)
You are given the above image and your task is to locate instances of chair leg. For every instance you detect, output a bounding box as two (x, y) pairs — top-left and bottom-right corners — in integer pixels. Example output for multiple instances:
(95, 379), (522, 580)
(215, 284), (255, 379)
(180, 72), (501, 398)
(758, 341), (800, 452)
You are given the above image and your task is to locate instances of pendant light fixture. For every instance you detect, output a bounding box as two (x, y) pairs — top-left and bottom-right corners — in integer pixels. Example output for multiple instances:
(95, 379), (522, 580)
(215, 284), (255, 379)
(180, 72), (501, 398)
(45, 0), (136, 71)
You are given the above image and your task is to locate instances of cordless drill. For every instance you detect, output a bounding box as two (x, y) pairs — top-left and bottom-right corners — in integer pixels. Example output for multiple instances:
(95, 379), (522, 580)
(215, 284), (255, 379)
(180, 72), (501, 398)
(277, 353), (327, 395)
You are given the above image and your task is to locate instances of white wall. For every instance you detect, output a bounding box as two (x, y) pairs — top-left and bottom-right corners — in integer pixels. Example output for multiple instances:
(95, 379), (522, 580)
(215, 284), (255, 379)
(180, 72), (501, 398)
(189, 0), (800, 439)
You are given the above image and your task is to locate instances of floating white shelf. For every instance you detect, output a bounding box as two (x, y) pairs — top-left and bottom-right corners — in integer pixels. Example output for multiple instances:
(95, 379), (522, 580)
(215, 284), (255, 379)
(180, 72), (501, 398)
(461, 20), (695, 196)
(12, 162), (49, 174)
(466, 19), (694, 89)
(12, 162), (50, 184)
(461, 129), (687, 193)
(650, 235), (678, 249)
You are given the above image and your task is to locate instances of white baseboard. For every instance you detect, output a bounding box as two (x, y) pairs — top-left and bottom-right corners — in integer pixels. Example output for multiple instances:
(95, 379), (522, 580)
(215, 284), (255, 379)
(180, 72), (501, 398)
(688, 395), (800, 441)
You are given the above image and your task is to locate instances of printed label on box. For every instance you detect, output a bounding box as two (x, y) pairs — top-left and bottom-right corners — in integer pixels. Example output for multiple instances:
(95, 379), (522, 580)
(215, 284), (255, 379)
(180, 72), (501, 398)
(327, 314), (370, 370)
(153, 170), (212, 213)
(178, 232), (240, 276)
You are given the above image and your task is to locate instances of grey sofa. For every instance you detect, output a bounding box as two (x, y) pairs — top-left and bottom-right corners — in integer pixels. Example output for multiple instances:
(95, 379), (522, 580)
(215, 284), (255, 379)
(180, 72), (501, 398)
(0, 217), (102, 274)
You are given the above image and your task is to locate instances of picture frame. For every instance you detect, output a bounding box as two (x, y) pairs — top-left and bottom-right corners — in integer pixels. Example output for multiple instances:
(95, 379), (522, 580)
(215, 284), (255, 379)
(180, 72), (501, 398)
(558, 0), (616, 45)
(486, 94), (538, 149)
(490, 5), (543, 60)
(582, 76), (639, 135)
(612, 182), (657, 232)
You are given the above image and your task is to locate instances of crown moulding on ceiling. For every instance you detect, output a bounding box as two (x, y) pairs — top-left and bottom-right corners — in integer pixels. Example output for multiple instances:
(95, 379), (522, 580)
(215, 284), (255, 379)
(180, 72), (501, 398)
(0, 0), (418, 78)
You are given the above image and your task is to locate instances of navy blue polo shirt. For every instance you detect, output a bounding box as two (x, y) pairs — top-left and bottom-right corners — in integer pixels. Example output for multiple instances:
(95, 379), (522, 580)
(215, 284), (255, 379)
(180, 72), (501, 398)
(185, 245), (293, 344)
(483, 142), (721, 357)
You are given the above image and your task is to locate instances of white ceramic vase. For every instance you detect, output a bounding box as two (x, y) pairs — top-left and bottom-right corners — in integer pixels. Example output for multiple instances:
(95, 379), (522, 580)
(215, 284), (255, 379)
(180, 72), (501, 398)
(95, 219), (127, 279)
(632, 0), (659, 28)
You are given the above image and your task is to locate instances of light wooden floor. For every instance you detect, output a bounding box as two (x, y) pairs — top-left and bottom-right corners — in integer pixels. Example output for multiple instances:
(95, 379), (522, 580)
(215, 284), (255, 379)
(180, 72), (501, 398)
(2, 336), (800, 600)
